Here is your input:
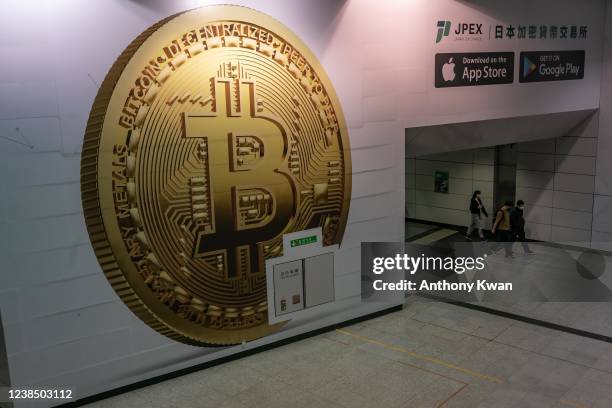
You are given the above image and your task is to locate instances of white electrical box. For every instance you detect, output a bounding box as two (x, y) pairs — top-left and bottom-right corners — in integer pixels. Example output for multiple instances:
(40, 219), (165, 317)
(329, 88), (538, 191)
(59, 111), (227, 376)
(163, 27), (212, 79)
(304, 253), (335, 307)
(266, 228), (339, 323)
(273, 259), (304, 316)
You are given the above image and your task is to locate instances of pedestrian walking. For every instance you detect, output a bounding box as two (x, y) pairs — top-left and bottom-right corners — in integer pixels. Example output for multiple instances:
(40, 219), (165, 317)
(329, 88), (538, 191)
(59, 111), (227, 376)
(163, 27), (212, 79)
(466, 190), (488, 240)
(510, 200), (534, 254)
(491, 200), (514, 258)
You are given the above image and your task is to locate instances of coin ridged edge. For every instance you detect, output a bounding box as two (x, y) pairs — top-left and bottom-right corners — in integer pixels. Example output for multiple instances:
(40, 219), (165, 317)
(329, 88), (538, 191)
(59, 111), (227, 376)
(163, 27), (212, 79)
(79, 10), (215, 346)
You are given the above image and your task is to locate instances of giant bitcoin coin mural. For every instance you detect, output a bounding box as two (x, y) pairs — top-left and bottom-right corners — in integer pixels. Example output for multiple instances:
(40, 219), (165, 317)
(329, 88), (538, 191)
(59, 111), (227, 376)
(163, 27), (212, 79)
(81, 6), (351, 345)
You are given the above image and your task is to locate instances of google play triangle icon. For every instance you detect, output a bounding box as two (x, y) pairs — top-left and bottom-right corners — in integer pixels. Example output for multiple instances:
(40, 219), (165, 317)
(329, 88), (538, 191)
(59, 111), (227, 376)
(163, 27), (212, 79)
(523, 56), (537, 78)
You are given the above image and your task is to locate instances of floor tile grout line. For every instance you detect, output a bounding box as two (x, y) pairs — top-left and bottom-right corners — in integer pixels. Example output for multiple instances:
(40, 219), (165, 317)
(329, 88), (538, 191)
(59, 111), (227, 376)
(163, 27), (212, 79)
(320, 335), (351, 347)
(394, 358), (467, 386)
(416, 294), (612, 344)
(335, 328), (504, 384)
(489, 338), (612, 377)
(330, 331), (473, 408)
(409, 315), (508, 343)
(436, 383), (469, 408)
(559, 398), (591, 408)
(321, 326), (472, 406)
(388, 302), (612, 378)
(322, 330), (469, 387)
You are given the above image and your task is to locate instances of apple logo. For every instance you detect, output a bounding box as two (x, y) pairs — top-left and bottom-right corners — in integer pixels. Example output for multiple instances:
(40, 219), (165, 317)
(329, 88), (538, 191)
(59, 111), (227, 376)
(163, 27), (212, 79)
(442, 57), (456, 82)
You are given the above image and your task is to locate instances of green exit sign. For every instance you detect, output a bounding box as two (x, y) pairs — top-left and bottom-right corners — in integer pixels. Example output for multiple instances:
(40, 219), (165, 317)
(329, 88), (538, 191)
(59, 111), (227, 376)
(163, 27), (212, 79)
(290, 235), (317, 248)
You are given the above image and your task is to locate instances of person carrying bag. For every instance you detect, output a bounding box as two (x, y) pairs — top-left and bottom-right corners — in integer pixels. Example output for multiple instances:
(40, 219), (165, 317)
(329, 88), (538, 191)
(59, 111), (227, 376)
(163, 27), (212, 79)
(491, 200), (514, 258)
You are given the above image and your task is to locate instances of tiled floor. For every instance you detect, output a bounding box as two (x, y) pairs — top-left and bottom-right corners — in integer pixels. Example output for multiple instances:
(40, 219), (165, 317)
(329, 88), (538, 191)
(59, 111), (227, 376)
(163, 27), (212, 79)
(84, 297), (612, 408)
(405, 221), (438, 241)
(405, 222), (612, 339)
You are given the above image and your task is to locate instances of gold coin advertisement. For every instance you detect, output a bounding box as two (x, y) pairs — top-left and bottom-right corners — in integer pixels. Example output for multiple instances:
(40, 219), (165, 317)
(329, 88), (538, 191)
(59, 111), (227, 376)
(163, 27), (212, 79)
(81, 5), (351, 346)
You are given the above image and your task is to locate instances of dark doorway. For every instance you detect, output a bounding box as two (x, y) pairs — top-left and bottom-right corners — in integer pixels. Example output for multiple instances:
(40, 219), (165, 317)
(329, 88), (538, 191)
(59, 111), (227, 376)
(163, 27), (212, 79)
(493, 144), (517, 210)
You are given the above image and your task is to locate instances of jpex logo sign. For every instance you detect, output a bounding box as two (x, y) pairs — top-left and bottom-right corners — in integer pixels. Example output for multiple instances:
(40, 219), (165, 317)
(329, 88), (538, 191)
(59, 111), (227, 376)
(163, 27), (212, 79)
(436, 21), (451, 43)
(437, 20), (589, 43)
(436, 20), (484, 43)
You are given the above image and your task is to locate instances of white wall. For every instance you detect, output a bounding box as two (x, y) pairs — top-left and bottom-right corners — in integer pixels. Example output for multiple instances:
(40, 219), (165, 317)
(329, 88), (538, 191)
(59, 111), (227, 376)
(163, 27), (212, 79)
(0, 0), (606, 403)
(406, 148), (495, 227)
(402, 0), (605, 129)
(592, 0), (612, 252)
(515, 116), (598, 244)
(517, 0), (612, 249)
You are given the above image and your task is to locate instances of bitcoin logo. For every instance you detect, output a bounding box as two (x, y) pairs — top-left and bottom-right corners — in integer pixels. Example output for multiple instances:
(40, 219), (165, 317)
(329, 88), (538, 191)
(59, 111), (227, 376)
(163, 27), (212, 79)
(81, 5), (351, 346)
(183, 72), (293, 279)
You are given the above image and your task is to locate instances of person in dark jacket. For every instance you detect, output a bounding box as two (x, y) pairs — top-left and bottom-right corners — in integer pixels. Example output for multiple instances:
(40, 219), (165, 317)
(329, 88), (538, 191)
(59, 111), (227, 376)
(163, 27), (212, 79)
(510, 200), (534, 254)
(466, 190), (488, 240)
(492, 200), (514, 257)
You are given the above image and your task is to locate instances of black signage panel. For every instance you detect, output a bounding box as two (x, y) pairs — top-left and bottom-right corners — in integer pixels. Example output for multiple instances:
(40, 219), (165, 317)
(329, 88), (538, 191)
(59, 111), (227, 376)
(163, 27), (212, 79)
(435, 52), (514, 88)
(519, 50), (585, 83)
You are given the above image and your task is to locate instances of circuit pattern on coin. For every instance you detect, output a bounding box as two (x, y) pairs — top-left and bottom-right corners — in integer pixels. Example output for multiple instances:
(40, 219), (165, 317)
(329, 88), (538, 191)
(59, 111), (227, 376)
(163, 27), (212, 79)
(81, 6), (351, 346)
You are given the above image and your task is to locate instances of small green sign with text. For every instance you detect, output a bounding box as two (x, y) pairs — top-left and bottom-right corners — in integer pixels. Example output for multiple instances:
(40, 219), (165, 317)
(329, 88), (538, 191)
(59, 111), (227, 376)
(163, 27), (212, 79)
(290, 235), (317, 248)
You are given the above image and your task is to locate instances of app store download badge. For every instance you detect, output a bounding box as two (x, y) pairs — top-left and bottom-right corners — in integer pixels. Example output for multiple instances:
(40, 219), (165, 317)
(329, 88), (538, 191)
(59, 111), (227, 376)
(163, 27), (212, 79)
(519, 50), (585, 83)
(435, 52), (515, 88)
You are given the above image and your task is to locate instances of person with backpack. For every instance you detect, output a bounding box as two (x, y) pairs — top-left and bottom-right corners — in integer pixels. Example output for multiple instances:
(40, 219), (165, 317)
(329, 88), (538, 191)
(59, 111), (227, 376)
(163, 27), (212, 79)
(510, 200), (534, 254)
(491, 200), (514, 258)
(466, 190), (488, 240)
